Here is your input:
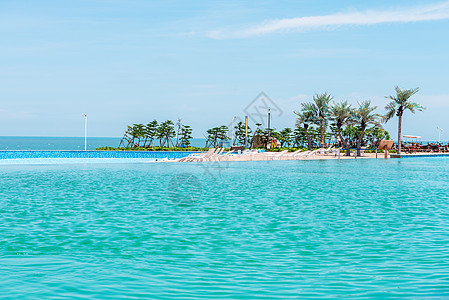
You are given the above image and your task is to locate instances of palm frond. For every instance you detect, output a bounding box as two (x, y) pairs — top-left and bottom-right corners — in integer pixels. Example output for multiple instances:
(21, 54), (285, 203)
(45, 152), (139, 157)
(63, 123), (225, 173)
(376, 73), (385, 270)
(384, 86), (422, 120)
(404, 101), (425, 114)
(352, 100), (380, 128)
(382, 101), (397, 123)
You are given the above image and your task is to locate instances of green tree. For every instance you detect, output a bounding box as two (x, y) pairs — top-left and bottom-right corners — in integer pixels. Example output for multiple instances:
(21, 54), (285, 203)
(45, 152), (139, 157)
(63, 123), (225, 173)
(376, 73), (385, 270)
(205, 126), (229, 147)
(383, 86), (424, 155)
(292, 126), (307, 148)
(294, 106), (315, 150)
(330, 101), (353, 156)
(278, 128), (293, 147)
(341, 125), (360, 148)
(158, 120), (176, 147)
(131, 123), (145, 147)
(308, 127), (321, 148)
(364, 127), (390, 147)
(143, 120), (158, 147)
(234, 121), (252, 146)
(267, 128), (280, 148)
(302, 93), (332, 149)
(351, 101), (381, 156)
(179, 125), (193, 147)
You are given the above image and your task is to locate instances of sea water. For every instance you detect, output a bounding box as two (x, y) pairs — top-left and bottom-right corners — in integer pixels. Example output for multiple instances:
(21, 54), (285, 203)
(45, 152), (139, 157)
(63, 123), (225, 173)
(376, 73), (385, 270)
(0, 136), (207, 150)
(1, 158), (449, 299)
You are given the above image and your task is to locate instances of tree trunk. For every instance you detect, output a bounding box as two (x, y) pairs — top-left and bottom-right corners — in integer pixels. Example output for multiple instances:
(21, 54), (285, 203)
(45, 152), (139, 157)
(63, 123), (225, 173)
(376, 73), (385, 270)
(398, 113), (402, 155)
(304, 125), (312, 150)
(320, 124), (325, 149)
(337, 126), (351, 156)
(357, 126), (366, 156)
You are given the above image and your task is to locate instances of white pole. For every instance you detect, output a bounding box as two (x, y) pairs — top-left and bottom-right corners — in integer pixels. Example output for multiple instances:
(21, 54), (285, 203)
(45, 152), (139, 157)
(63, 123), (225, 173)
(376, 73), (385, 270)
(438, 126), (443, 144)
(267, 108), (271, 149)
(82, 113), (87, 150)
(231, 116), (235, 147)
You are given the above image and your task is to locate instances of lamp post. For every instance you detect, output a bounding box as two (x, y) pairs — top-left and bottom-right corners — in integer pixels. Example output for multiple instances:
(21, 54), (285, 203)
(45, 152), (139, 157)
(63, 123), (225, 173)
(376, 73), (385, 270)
(231, 116), (236, 147)
(438, 126), (443, 144)
(244, 116), (248, 149)
(267, 108), (271, 149)
(82, 113), (87, 151)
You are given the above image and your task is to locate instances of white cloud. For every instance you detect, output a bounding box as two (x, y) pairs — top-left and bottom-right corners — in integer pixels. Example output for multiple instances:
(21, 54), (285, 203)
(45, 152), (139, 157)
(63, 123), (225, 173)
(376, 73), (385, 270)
(207, 1), (449, 39)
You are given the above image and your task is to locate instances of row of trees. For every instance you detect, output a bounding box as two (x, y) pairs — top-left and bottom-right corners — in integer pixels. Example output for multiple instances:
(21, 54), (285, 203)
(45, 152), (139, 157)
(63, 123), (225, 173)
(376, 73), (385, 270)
(202, 121), (389, 151)
(294, 86), (423, 155)
(296, 95), (382, 156)
(201, 86), (422, 156)
(119, 86), (423, 155)
(119, 120), (193, 148)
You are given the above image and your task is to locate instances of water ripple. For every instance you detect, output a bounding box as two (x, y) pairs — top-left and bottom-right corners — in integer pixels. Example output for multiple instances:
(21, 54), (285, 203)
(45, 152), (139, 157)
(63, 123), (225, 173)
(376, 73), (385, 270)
(1, 159), (449, 298)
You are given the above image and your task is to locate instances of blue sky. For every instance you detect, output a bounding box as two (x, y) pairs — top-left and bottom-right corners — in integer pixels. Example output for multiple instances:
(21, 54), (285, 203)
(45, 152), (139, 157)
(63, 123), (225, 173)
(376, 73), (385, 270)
(1, 0), (448, 141)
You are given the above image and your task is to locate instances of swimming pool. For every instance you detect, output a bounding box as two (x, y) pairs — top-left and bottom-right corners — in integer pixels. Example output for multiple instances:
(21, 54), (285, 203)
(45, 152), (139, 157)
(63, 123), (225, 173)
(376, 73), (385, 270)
(0, 150), (195, 164)
(1, 158), (448, 298)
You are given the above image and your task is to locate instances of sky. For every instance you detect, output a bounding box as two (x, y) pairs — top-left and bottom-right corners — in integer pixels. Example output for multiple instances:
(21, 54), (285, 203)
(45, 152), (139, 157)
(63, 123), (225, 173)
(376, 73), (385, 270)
(1, 0), (448, 141)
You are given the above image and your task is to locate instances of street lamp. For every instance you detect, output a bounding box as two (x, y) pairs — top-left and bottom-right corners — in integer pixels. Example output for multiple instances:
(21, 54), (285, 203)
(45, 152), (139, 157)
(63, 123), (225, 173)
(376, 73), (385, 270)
(244, 116), (248, 149)
(267, 108), (271, 149)
(82, 113), (87, 151)
(231, 116), (236, 147)
(438, 126), (443, 144)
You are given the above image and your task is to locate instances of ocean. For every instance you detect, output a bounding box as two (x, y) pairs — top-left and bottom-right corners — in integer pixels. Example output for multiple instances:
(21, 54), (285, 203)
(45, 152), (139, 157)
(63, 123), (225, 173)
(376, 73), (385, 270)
(0, 136), (207, 150)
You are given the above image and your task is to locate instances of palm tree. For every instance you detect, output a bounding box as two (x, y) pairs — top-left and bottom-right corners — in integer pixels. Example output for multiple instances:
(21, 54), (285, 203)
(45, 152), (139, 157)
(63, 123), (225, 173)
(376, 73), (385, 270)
(330, 101), (353, 156)
(383, 86), (424, 155)
(302, 93), (332, 148)
(294, 105), (315, 150)
(351, 100), (381, 156)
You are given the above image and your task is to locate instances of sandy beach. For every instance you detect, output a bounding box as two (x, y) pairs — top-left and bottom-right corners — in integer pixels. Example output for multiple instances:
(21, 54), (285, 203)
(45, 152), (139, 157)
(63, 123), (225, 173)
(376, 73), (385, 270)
(178, 150), (387, 162)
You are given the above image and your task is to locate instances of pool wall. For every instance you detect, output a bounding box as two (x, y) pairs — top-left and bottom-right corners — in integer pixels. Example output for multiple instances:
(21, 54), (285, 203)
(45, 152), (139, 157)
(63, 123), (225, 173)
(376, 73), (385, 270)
(0, 150), (197, 160)
(390, 153), (449, 158)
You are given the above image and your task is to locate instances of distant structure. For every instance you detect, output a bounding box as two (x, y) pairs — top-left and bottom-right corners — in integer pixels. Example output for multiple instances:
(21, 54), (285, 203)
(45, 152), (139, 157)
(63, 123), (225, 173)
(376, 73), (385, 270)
(251, 135), (281, 149)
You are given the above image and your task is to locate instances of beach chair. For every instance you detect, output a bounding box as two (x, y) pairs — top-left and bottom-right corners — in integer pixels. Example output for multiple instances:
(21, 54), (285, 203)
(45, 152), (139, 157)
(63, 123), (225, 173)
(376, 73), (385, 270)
(292, 150), (311, 159)
(179, 152), (201, 162)
(272, 150), (289, 160)
(200, 148), (219, 161)
(331, 147), (342, 156)
(304, 149), (320, 159)
(282, 150), (301, 160)
(360, 147), (366, 156)
(205, 148), (223, 162)
(180, 148), (215, 162)
(320, 145), (334, 155)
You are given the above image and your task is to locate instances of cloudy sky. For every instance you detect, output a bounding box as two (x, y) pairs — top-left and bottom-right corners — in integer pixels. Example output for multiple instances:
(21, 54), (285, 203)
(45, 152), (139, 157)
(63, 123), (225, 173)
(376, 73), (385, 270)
(1, 0), (448, 140)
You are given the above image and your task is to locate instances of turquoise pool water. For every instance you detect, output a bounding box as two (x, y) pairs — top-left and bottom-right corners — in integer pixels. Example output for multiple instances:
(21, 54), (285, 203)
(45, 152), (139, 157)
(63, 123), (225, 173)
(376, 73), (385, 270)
(0, 151), (194, 164)
(1, 158), (449, 299)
